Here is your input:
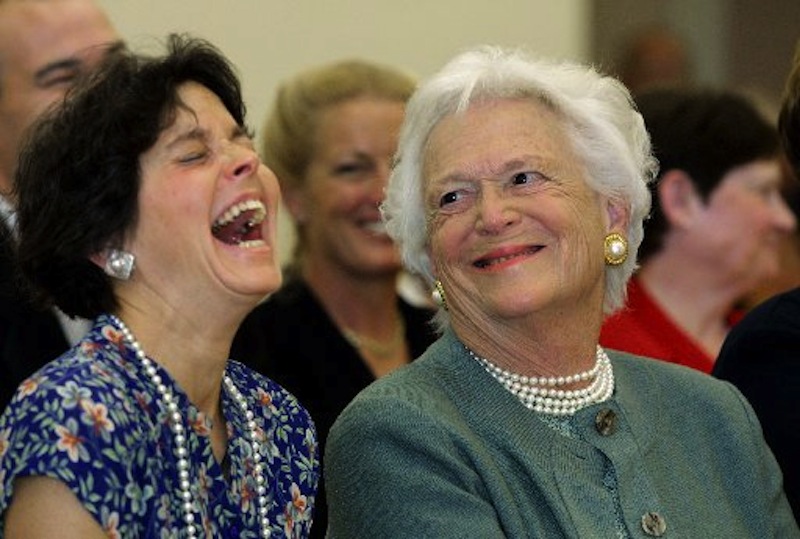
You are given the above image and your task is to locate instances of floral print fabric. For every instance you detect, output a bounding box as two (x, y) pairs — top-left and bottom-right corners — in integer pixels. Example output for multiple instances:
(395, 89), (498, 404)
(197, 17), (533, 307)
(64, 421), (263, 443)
(0, 315), (318, 538)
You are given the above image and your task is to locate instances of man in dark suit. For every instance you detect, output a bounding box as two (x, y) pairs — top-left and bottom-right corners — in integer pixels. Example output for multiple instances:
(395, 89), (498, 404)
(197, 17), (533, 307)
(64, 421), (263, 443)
(0, 0), (121, 411)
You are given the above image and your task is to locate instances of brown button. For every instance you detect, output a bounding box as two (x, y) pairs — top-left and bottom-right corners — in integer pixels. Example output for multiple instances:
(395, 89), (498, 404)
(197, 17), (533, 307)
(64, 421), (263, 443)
(594, 408), (616, 436)
(641, 511), (666, 536)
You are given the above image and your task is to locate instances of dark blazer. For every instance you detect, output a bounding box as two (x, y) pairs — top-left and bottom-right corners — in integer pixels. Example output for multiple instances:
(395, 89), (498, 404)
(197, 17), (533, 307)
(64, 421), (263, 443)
(0, 221), (69, 412)
(231, 276), (437, 539)
(714, 287), (800, 522)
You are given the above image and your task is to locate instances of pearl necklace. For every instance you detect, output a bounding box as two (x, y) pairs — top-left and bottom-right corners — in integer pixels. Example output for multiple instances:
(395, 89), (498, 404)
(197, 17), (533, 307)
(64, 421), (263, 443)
(110, 315), (272, 538)
(468, 345), (615, 416)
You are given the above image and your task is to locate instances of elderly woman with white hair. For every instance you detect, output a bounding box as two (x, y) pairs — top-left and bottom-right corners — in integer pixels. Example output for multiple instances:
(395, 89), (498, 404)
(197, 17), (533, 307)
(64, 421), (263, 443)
(323, 47), (798, 538)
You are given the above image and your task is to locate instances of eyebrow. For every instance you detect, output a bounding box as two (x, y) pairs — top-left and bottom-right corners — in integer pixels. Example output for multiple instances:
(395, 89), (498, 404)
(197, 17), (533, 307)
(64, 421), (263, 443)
(433, 157), (537, 185)
(33, 41), (126, 86)
(165, 123), (250, 150)
(165, 127), (209, 150)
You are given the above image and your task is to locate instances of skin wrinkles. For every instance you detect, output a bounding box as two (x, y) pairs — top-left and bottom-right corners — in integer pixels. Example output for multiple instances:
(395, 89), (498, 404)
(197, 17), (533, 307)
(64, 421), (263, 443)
(423, 98), (626, 376)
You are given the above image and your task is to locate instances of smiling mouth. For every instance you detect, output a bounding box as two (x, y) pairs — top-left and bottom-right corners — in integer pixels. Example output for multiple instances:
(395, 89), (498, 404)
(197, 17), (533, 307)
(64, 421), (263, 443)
(211, 199), (266, 248)
(473, 246), (542, 268)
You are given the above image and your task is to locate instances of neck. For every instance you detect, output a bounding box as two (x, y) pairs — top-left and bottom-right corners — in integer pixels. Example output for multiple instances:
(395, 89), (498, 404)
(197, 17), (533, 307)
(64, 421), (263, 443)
(114, 297), (239, 418)
(638, 256), (736, 357)
(300, 258), (401, 335)
(452, 299), (604, 381)
(299, 258), (410, 376)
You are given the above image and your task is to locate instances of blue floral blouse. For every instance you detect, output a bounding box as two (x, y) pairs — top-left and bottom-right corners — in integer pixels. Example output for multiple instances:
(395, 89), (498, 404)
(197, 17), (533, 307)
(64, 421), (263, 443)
(0, 315), (319, 538)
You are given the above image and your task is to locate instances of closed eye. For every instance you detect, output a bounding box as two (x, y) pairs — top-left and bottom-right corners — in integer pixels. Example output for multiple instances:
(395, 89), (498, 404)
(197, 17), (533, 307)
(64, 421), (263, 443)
(178, 150), (208, 164)
(334, 162), (371, 176)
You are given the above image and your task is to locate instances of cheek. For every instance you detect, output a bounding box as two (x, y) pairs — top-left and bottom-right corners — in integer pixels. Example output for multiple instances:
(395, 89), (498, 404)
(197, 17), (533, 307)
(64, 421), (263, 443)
(310, 181), (361, 216)
(428, 216), (468, 267)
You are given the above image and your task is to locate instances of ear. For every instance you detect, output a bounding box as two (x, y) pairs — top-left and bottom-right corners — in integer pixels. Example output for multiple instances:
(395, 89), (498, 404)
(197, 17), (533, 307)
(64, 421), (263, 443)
(657, 170), (702, 228)
(605, 197), (630, 235)
(89, 251), (107, 271)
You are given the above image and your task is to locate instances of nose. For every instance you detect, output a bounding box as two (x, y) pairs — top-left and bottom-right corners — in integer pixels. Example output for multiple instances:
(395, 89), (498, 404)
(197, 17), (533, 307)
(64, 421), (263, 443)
(772, 194), (797, 233)
(475, 185), (518, 234)
(224, 142), (259, 181)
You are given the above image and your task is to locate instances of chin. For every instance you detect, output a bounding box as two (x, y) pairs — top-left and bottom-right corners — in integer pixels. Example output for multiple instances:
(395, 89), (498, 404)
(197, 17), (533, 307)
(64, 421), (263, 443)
(229, 266), (282, 298)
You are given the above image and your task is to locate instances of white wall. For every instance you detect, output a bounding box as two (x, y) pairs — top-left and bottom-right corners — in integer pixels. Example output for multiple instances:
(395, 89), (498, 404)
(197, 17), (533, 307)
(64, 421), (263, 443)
(97, 0), (589, 262)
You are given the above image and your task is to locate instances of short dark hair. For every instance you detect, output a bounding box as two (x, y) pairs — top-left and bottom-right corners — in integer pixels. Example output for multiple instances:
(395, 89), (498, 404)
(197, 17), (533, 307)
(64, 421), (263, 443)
(636, 88), (780, 262)
(14, 34), (248, 319)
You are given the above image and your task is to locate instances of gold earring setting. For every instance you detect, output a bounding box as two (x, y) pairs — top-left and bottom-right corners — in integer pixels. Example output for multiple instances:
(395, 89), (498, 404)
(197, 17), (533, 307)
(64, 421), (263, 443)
(604, 233), (628, 266)
(432, 280), (449, 311)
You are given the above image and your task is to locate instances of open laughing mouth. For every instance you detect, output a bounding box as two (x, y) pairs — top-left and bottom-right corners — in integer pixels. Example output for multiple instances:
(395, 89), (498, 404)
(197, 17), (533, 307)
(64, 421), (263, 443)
(211, 199), (266, 248)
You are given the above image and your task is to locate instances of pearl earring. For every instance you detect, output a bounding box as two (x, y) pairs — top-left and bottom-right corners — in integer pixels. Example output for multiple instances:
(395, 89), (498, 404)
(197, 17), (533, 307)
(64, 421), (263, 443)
(604, 233), (628, 266)
(104, 249), (136, 280)
(431, 280), (449, 311)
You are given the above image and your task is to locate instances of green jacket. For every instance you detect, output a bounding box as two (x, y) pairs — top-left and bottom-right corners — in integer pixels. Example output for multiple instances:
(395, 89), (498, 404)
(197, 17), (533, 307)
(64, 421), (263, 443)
(325, 328), (799, 538)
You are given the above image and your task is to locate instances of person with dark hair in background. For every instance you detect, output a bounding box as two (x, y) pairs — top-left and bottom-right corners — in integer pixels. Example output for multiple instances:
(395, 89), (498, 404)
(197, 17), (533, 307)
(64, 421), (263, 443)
(0, 35), (317, 538)
(601, 87), (796, 372)
(0, 0), (123, 413)
(323, 46), (797, 538)
(232, 59), (436, 538)
(714, 41), (800, 521)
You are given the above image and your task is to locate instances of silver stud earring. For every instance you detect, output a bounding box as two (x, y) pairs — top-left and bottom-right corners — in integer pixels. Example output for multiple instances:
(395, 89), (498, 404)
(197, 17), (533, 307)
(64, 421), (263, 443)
(604, 233), (628, 266)
(104, 249), (135, 280)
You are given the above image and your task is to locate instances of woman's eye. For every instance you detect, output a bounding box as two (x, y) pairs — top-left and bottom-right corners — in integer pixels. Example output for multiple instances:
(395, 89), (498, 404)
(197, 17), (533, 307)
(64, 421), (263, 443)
(439, 191), (460, 207)
(179, 151), (208, 164)
(512, 171), (541, 185)
(334, 163), (363, 175)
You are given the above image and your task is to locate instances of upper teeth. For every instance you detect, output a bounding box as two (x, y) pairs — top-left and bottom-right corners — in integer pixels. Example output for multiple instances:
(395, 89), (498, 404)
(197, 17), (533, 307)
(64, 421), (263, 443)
(213, 199), (266, 230)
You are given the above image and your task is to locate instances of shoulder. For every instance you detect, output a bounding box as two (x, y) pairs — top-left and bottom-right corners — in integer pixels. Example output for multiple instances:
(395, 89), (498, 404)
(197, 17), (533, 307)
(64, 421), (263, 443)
(737, 287), (800, 328)
(0, 341), (150, 524)
(330, 333), (464, 435)
(611, 349), (732, 394)
(715, 288), (800, 377)
(609, 349), (757, 428)
(720, 287), (800, 349)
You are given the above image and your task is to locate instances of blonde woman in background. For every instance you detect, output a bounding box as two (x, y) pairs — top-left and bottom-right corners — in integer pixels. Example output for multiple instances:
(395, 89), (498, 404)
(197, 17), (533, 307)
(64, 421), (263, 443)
(232, 59), (437, 537)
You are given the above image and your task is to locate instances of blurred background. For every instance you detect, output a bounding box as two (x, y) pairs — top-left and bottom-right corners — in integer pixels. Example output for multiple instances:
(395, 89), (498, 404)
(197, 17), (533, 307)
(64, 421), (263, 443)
(96, 0), (800, 262)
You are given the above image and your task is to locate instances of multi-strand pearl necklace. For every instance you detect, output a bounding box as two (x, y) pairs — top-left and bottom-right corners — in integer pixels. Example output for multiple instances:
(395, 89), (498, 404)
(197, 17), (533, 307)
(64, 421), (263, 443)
(110, 315), (272, 538)
(468, 345), (615, 416)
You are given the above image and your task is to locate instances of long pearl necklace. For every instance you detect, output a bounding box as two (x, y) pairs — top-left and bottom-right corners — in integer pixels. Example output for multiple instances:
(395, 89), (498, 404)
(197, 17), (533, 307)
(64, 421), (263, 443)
(468, 345), (615, 416)
(110, 315), (272, 538)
